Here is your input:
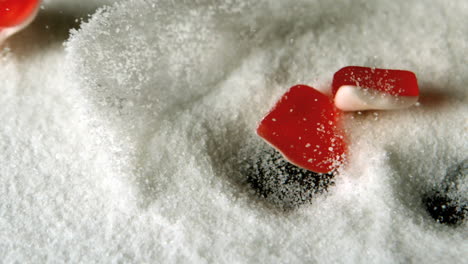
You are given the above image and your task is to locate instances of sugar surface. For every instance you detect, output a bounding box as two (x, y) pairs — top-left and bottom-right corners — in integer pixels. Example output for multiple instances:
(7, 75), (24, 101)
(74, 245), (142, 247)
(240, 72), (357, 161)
(1, 0), (467, 262)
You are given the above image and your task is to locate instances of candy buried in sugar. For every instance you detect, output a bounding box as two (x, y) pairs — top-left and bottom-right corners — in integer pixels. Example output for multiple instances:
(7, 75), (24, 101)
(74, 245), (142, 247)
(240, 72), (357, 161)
(257, 85), (346, 174)
(332, 66), (419, 111)
(0, 0), (41, 43)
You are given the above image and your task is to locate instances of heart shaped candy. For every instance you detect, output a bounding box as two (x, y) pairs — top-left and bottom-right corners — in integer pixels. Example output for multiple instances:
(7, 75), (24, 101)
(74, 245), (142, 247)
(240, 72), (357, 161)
(257, 85), (346, 174)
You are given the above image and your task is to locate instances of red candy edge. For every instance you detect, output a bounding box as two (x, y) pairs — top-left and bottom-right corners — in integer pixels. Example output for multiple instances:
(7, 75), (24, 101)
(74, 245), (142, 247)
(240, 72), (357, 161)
(0, 0), (41, 28)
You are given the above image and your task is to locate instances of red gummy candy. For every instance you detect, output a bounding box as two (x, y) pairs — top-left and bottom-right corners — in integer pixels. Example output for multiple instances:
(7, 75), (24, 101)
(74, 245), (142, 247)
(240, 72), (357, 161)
(257, 85), (346, 174)
(332, 66), (419, 97)
(0, 0), (41, 28)
(332, 66), (419, 111)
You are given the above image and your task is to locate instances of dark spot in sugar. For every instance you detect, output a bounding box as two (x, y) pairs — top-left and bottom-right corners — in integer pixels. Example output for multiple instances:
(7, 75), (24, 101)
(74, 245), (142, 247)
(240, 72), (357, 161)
(423, 160), (467, 225)
(423, 193), (466, 225)
(242, 147), (335, 209)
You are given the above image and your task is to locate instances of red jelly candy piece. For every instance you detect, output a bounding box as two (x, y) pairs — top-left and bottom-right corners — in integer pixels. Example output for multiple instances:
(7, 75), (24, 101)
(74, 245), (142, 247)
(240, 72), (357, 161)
(332, 66), (419, 111)
(0, 0), (40, 28)
(257, 85), (346, 174)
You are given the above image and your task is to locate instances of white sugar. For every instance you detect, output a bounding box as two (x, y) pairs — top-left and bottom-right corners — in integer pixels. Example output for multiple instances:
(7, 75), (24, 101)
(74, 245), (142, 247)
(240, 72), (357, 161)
(1, 0), (467, 262)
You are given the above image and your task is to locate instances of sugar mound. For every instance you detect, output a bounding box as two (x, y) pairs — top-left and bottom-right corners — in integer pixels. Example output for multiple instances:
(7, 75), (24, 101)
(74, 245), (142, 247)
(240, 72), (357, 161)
(2, 0), (466, 262)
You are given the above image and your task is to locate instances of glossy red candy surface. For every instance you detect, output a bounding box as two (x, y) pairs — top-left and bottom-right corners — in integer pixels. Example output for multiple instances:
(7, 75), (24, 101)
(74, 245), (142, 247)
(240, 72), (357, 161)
(257, 85), (346, 174)
(0, 0), (40, 28)
(332, 66), (419, 97)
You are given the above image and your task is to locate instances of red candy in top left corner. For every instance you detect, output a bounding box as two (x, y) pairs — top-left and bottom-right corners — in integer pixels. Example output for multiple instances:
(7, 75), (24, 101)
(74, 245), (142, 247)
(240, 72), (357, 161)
(0, 0), (40, 28)
(0, 0), (41, 42)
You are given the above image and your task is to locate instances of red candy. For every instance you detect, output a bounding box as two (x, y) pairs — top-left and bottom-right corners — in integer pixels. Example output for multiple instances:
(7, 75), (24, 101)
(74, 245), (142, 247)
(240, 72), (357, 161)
(0, 0), (40, 44)
(0, 0), (40, 28)
(332, 66), (418, 97)
(257, 85), (346, 174)
(332, 66), (419, 111)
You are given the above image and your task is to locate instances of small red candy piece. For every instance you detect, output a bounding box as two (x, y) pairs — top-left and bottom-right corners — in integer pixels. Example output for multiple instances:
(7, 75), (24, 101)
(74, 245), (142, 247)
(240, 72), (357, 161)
(0, 0), (40, 43)
(332, 66), (419, 111)
(0, 0), (40, 28)
(257, 85), (346, 174)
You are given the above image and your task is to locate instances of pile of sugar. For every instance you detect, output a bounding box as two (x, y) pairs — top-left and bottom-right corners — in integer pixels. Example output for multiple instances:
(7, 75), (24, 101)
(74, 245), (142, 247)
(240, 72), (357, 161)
(1, 0), (466, 262)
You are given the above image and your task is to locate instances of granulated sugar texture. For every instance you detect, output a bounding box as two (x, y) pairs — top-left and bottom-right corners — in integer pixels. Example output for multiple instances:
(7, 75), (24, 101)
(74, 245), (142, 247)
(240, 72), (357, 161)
(1, 0), (467, 262)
